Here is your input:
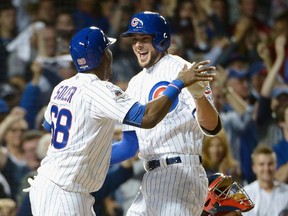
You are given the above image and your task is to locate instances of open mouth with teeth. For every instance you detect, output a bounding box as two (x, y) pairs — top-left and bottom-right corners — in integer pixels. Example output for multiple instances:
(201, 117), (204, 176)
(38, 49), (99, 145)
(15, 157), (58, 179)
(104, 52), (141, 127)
(139, 52), (148, 61)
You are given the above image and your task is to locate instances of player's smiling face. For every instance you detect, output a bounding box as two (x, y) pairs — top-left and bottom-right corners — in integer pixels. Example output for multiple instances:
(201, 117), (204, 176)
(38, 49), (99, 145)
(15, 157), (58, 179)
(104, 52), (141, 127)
(131, 34), (163, 68)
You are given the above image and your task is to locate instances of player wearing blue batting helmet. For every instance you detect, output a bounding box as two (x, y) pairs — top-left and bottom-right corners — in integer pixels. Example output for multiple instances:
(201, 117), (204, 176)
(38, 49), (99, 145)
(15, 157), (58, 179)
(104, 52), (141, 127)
(69, 26), (116, 72)
(121, 11), (171, 52)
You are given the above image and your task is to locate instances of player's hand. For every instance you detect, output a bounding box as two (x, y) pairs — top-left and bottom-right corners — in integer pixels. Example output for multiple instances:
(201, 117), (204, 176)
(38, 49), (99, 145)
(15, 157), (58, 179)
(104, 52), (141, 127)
(177, 60), (216, 87)
(187, 80), (208, 99)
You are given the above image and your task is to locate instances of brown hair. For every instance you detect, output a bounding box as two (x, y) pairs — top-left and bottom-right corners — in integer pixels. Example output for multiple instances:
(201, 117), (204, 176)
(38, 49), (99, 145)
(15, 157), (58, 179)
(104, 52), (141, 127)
(202, 129), (238, 174)
(251, 144), (274, 164)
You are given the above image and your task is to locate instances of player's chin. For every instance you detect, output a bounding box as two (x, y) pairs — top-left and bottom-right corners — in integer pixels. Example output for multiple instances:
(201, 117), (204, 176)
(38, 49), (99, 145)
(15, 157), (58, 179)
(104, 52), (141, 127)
(136, 58), (145, 68)
(138, 59), (154, 69)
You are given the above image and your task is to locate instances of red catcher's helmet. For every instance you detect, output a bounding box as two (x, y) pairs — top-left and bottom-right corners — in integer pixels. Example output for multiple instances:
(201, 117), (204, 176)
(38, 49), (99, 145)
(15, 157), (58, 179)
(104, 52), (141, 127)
(202, 173), (254, 216)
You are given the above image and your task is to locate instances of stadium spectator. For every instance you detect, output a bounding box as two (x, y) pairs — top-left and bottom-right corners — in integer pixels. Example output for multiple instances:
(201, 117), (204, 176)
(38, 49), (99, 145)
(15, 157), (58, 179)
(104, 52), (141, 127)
(243, 145), (288, 216)
(202, 129), (242, 183)
(0, 109), (30, 201)
(273, 102), (288, 184)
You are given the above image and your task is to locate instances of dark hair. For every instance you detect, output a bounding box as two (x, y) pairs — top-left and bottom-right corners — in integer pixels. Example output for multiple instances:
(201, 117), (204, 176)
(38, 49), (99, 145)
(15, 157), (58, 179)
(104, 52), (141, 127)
(0, 2), (15, 12)
(274, 10), (288, 23)
(21, 130), (44, 144)
(276, 102), (288, 123)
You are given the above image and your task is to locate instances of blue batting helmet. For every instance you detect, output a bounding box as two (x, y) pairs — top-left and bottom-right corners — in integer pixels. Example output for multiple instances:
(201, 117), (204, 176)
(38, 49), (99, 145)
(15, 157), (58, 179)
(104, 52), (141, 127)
(69, 26), (116, 72)
(121, 11), (171, 52)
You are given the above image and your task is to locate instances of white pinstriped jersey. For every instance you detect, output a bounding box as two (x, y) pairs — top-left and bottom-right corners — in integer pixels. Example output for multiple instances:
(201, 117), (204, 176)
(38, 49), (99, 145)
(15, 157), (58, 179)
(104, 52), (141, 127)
(38, 73), (137, 193)
(123, 54), (214, 160)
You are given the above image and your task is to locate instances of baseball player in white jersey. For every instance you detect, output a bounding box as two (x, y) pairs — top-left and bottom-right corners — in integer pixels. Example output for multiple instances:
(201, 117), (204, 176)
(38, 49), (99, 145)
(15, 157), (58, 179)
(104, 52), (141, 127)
(119, 11), (222, 216)
(27, 26), (217, 216)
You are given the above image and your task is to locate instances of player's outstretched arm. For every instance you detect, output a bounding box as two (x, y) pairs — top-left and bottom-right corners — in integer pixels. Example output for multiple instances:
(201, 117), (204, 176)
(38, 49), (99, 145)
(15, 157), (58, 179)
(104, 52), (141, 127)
(194, 95), (221, 135)
(142, 61), (216, 128)
(110, 131), (139, 165)
(123, 60), (216, 129)
(185, 60), (221, 135)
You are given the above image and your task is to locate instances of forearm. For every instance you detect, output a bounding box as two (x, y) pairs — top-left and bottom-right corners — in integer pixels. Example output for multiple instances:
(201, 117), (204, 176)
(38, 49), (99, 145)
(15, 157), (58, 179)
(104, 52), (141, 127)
(274, 163), (288, 183)
(142, 80), (184, 128)
(0, 147), (7, 169)
(225, 87), (247, 114)
(110, 131), (139, 165)
(142, 96), (173, 128)
(0, 116), (14, 140)
(261, 55), (273, 71)
(261, 52), (285, 97)
(195, 96), (220, 132)
(20, 83), (42, 129)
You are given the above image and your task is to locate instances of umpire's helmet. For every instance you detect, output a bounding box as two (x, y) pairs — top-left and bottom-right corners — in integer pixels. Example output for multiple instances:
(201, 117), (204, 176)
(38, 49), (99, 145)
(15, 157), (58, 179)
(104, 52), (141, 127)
(69, 26), (116, 72)
(121, 11), (171, 52)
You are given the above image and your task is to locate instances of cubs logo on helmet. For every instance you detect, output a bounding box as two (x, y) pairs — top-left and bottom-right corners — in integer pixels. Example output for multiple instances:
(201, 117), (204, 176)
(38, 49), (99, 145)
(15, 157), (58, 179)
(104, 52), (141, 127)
(131, 18), (143, 28)
(148, 81), (178, 112)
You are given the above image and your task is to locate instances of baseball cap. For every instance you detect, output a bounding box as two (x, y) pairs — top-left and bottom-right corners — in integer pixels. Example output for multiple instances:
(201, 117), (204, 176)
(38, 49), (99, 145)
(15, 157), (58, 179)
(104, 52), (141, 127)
(227, 69), (248, 79)
(248, 62), (267, 78)
(271, 87), (288, 98)
(223, 53), (247, 67)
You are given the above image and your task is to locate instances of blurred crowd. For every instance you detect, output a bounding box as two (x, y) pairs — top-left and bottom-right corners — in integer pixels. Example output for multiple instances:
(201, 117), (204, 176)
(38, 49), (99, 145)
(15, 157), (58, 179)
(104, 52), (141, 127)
(0, 0), (288, 215)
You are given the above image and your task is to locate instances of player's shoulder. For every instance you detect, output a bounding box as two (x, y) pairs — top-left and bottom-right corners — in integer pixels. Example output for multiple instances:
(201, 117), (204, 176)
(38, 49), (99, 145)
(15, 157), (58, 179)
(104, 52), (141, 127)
(243, 181), (258, 192)
(127, 69), (146, 84)
(164, 54), (193, 67)
(74, 73), (108, 92)
(157, 54), (194, 76)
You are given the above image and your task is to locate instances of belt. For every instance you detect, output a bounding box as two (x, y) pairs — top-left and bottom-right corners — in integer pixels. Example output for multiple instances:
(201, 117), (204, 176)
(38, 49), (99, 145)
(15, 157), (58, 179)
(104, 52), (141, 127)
(145, 155), (202, 172)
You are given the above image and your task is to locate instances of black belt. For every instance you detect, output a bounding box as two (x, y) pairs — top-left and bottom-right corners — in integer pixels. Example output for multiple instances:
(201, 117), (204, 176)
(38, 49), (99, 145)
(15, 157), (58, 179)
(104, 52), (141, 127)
(146, 156), (202, 171)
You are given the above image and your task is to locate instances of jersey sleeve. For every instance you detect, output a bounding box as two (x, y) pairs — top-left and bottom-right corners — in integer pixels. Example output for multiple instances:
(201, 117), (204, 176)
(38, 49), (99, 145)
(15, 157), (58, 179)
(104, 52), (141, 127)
(122, 77), (140, 132)
(86, 81), (137, 123)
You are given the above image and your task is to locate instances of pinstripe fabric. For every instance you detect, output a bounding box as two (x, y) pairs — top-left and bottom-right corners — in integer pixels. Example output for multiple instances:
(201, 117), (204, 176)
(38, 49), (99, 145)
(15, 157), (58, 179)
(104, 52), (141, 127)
(127, 159), (208, 216)
(31, 73), (137, 215)
(30, 175), (96, 216)
(124, 54), (212, 215)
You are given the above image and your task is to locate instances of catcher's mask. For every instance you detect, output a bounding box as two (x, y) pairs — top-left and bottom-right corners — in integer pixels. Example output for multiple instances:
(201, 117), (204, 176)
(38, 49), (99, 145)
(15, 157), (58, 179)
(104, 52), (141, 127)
(202, 173), (254, 216)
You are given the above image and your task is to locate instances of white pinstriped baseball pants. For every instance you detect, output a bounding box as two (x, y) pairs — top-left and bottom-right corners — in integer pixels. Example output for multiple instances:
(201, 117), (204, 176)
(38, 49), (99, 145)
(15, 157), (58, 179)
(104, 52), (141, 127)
(126, 155), (208, 216)
(29, 175), (96, 216)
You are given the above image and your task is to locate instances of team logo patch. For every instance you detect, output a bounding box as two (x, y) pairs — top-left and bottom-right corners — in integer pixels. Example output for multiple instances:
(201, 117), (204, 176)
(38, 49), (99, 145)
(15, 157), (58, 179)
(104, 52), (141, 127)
(148, 81), (179, 112)
(77, 58), (86, 65)
(131, 18), (143, 28)
(204, 85), (211, 95)
(106, 83), (128, 101)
